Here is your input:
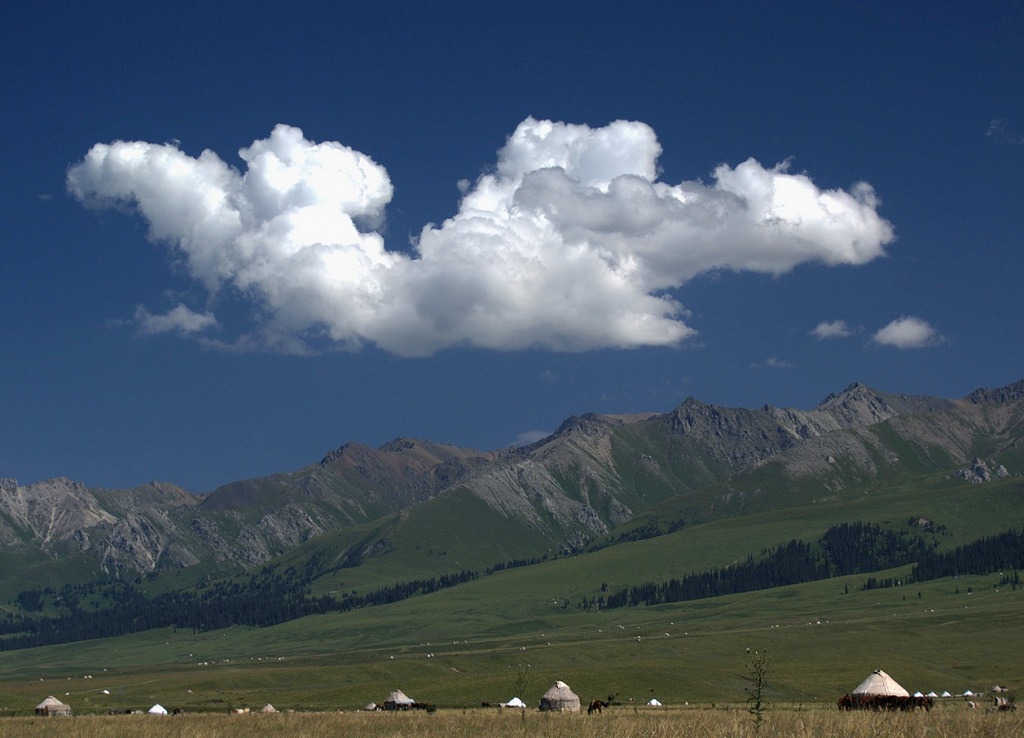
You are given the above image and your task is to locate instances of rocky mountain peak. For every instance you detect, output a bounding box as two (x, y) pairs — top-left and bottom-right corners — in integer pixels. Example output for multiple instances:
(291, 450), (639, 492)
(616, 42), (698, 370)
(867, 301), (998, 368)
(815, 382), (898, 428)
(965, 379), (1024, 405)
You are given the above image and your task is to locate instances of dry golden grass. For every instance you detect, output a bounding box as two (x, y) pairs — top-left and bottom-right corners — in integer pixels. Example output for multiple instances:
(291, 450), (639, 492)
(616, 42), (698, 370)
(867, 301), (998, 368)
(2, 706), (1023, 738)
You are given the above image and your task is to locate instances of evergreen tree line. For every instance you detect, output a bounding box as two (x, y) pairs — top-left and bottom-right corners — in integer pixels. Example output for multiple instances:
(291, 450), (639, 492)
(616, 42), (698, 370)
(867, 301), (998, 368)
(588, 522), (939, 611)
(0, 564), (479, 651)
(910, 528), (1024, 581)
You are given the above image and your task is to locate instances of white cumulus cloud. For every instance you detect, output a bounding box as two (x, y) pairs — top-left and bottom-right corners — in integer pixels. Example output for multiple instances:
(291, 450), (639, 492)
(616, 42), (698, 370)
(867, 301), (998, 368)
(811, 320), (853, 339)
(872, 316), (942, 348)
(135, 304), (219, 336)
(67, 118), (895, 356)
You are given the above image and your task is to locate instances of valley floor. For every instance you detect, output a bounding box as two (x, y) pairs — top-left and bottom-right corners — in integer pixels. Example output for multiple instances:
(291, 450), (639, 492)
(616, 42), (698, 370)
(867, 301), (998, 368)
(0, 705), (1022, 738)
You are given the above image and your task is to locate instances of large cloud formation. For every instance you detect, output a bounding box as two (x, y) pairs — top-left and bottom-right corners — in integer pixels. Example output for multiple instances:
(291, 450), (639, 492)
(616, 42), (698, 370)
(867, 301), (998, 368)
(67, 118), (895, 356)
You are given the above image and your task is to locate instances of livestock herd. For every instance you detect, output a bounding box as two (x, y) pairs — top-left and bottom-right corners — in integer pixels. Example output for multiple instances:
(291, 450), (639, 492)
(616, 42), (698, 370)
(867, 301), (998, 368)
(836, 694), (934, 711)
(837, 694), (1018, 712)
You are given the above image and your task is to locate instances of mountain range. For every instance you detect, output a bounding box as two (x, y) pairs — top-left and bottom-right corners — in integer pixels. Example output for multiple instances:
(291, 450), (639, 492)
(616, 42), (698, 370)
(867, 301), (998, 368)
(2, 378), (1022, 587)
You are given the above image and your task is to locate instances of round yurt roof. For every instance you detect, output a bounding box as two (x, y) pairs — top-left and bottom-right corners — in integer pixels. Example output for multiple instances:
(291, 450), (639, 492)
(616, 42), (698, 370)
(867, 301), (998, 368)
(539, 680), (581, 712)
(36, 696), (65, 709)
(648, 698), (662, 706)
(852, 670), (909, 698)
(385, 689), (414, 705)
(503, 697), (526, 708)
(148, 703), (168, 715)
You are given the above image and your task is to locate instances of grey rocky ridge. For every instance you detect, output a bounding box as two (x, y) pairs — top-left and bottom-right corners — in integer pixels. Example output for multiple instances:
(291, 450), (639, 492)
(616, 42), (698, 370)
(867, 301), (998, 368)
(0, 378), (1021, 577)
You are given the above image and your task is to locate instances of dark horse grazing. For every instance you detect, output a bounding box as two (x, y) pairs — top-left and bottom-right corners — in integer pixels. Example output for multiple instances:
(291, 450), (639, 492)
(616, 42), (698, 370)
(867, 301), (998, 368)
(588, 694), (618, 714)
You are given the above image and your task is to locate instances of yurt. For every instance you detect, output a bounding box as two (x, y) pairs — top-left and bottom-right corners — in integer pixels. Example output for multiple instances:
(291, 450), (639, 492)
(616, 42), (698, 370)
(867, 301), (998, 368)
(853, 670), (909, 696)
(260, 703), (277, 713)
(383, 689), (415, 710)
(539, 681), (581, 712)
(502, 697), (527, 708)
(35, 696), (71, 717)
(851, 670), (909, 706)
(647, 698), (663, 706)
(147, 703), (168, 715)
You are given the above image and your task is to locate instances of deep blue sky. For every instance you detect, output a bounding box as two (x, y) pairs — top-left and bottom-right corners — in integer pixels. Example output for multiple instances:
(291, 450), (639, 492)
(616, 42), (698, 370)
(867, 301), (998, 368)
(3, 2), (1022, 492)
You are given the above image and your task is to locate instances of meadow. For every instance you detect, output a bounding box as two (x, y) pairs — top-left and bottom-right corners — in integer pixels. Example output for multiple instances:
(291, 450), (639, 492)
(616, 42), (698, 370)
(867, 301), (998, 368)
(1, 477), (1021, 730)
(1, 706), (1023, 738)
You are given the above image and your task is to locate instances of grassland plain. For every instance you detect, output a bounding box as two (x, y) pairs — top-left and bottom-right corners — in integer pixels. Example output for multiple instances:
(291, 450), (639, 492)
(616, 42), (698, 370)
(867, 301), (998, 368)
(0, 572), (1020, 716)
(0, 707), (1022, 738)
(1, 476), (1022, 723)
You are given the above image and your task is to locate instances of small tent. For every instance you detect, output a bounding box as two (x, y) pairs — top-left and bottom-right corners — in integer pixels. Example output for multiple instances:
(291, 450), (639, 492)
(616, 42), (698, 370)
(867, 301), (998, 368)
(35, 696), (71, 717)
(941, 691), (952, 698)
(926, 691), (939, 698)
(853, 670), (909, 698)
(260, 703), (277, 713)
(539, 681), (581, 712)
(383, 689), (415, 710)
(147, 703), (168, 715)
(502, 697), (527, 708)
(647, 698), (663, 706)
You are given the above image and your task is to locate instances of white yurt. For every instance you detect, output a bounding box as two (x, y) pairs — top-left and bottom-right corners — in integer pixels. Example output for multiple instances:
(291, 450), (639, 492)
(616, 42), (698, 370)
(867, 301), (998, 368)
(853, 670), (909, 697)
(383, 689), (415, 710)
(35, 696), (71, 717)
(147, 703), (168, 715)
(539, 681), (581, 712)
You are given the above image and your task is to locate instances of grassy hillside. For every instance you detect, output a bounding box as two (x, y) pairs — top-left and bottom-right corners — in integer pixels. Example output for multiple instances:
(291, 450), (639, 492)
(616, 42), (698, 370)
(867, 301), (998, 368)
(1, 474), (1022, 714)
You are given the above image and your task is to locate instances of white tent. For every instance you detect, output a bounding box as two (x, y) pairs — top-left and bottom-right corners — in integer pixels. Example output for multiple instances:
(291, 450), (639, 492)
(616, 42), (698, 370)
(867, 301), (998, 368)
(963, 690), (975, 697)
(647, 698), (663, 706)
(941, 691), (952, 698)
(852, 670), (910, 698)
(147, 703), (168, 715)
(501, 697), (526, 708)
(260, 703), (277, 713)
(913, 691), (924, 698)
(926, 691), (938, 698)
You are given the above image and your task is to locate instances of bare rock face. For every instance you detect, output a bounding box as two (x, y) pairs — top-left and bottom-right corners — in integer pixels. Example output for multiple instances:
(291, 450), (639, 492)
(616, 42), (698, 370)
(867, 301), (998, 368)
(0, 478), (116, 554)
(966, 379), (1024, 405)
(1, 378), (1021, 574)
(957, 458), (1011, 484)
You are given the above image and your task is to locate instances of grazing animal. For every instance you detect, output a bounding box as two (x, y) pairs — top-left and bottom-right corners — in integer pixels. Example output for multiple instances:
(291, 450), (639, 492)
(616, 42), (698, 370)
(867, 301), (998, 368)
(588, 694), (617, 715)
(911, 695), (934, 712)
(993, 696), (1018, 712)
(836, 694), (853, 711)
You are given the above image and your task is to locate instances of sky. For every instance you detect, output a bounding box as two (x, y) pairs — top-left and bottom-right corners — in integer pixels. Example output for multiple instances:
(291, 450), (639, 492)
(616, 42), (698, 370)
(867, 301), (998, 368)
(3, 2), (1022, 493)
